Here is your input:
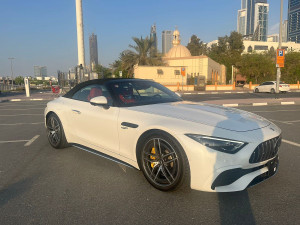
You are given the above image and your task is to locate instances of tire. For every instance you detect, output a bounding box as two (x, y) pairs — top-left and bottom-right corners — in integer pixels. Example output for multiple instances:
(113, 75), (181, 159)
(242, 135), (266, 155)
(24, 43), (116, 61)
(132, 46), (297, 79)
(255, 88), (259, 93)
(137, 131), (190, 191)
(46, 113), (68, 149)
(271, 88), (275, 94)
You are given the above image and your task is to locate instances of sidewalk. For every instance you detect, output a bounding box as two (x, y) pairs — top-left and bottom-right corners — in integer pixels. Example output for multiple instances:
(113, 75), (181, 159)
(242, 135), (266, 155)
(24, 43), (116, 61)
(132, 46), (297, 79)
(202, 97), (300, 107)
(0, 91), (59, 102)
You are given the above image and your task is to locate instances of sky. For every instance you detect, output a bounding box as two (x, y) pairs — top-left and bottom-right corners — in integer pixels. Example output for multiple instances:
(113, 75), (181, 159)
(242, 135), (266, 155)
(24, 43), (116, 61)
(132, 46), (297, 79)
(0, 0), (289, 77)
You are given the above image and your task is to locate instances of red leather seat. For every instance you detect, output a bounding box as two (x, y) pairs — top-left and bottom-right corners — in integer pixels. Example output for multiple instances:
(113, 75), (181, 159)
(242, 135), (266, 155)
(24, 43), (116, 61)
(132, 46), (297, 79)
(118, 86), (135, 103)
(88, 87), (103, 101)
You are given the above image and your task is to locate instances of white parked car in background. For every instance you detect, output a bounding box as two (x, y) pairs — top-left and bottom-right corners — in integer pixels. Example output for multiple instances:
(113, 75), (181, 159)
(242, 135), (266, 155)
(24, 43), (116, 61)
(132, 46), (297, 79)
(254, 81), (290, 93)
(45, 79), (281, 192)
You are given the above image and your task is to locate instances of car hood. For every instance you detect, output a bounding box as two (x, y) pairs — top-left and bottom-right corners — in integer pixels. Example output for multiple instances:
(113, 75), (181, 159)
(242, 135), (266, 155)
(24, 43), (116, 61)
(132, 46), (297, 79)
(129, 101), (270, 132)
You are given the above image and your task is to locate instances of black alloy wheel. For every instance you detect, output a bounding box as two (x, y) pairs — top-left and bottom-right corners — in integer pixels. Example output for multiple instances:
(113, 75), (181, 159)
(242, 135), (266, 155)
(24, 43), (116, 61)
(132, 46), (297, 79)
(46, 114), (68, 149)
(255, 88), (259, 93)
(139, 132), (189, 191)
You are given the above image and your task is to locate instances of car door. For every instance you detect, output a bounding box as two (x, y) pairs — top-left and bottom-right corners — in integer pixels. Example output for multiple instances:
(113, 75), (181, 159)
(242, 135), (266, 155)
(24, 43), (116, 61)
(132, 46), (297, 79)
(67, 84), (120, 154)
(258, 82), (267, 92)
(265, 82), (274, 92)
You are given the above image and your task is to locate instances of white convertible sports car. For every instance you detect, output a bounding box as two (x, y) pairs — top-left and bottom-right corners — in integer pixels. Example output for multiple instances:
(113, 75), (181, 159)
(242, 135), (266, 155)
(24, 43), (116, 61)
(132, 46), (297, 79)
(45, 79), (281, 192)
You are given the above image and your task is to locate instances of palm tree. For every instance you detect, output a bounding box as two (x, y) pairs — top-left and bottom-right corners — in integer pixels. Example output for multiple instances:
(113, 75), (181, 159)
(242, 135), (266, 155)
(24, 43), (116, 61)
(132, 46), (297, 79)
(120, 36), (164, 77)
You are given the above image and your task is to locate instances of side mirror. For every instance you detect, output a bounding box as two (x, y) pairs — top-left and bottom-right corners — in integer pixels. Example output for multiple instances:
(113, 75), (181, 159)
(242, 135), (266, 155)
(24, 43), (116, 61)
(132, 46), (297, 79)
(90, 96), (109, 109)
(175, 92), (182, 97)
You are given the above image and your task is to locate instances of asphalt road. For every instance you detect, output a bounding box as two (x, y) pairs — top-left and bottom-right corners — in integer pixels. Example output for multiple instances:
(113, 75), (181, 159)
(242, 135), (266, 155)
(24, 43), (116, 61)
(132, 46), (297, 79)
(0, 101), (299, 225)
(181, 91), (300, 102)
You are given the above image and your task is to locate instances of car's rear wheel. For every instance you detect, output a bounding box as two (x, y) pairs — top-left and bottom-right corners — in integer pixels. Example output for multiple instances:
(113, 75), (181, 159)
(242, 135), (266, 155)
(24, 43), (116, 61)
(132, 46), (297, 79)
(138, 131), (190, 191)
(255, 88), (259, 93)
(46, 113), (68, 149)
(271, 88), (275, 94)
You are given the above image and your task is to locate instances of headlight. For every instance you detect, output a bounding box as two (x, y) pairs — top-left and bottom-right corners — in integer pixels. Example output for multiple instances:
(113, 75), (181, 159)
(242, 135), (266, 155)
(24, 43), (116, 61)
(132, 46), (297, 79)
(185, 134), (248, 154)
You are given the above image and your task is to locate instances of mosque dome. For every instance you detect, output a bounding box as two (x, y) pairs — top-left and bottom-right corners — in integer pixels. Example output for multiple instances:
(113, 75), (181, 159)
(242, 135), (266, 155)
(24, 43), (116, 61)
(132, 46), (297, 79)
(165, 29), (191, 58)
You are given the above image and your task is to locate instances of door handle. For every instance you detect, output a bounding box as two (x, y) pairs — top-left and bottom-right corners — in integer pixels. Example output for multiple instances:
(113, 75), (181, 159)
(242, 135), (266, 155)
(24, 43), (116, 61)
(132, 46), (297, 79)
(72, 109), (81, 114)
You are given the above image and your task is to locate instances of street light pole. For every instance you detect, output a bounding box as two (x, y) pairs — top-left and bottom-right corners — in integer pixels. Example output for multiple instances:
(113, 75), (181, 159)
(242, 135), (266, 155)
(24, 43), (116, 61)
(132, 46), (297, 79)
(276, 0), (283, 94)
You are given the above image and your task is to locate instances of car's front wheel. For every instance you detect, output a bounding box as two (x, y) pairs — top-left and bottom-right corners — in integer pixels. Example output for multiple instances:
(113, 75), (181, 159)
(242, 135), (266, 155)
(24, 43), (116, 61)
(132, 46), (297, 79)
(138, 131), (190, 191)
(46, 113), (68, 149)
(255, 88), (259, 93)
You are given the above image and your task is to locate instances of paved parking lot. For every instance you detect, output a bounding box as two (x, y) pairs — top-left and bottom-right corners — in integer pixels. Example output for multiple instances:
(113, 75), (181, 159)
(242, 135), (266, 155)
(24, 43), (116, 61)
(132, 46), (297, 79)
(0, 101), (299, 225)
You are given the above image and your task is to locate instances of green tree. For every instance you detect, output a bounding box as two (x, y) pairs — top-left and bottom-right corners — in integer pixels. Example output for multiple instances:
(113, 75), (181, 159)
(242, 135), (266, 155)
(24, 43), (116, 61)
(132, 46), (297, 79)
(281, 52), (300, 83)
(236, 53), (276, 83)
(120, 36), (164, 77)
(110, 60), (128, 78)
(186, 35), (207, 56)
(94, 65), (112, 78)
(208, 31), (244, 83)
(14, 76), (24, 85)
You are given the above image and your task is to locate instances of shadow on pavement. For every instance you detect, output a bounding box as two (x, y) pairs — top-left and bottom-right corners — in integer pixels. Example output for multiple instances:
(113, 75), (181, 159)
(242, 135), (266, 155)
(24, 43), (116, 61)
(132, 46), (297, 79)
(0, 177), (34, 207)
(218, 191), (256, 225)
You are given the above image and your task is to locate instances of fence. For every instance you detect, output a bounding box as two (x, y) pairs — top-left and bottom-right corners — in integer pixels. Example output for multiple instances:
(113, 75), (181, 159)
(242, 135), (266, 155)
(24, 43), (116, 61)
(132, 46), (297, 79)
(0, 84), (17, 92)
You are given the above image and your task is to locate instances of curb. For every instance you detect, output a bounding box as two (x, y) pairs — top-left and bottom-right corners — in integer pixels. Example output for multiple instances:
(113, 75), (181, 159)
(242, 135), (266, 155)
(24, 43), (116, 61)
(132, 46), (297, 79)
(182, 90), (300, 95)
(222, 101), (297, 107)
(0, 98), (54, 103)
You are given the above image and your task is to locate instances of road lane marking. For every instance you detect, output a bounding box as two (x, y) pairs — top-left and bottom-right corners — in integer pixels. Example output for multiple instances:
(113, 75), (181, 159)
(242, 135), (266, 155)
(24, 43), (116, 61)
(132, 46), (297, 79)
(0, 140), (29, 144)
(281, 101), (295, 105)
(0, 108), (44, 111)
(253, 103), (268, 106)
(24, 135), (40, 146)
(282, 139), (300, 147)
(0, 122), (44, 126)
(224, 92), (232, 93)
(118, 164), (127, 173)
(10, 99), (21, 102)
(0, 114), (43, 117)
(269, 119), (300, 125)
(223, 104), (238, 107)
(252, 109), (300, 113)
(30, 99), (44, 101)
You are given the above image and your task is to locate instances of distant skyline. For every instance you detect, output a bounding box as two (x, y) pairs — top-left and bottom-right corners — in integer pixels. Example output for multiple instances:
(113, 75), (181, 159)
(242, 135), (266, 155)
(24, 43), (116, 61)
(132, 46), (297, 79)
(0, 0), (288, 77)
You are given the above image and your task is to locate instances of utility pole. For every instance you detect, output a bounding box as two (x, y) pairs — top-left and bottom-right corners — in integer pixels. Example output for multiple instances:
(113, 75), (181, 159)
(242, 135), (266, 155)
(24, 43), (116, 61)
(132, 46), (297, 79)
(8, 57), (15, 89)
(276, 0), (283, 94)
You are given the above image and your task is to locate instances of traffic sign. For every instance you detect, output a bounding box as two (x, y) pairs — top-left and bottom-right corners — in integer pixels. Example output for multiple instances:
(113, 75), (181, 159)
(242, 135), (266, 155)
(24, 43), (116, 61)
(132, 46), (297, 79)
(276, 49), (285, 68)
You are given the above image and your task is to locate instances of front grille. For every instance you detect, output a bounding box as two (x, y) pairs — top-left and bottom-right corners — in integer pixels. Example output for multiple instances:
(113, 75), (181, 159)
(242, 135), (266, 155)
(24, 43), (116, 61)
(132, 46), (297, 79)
(249, 135), (281, 163)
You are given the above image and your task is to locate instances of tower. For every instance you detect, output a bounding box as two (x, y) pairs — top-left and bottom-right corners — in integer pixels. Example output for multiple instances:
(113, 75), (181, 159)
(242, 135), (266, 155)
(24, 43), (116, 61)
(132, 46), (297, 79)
(150, 23), (157, 55)
(89, 33), (99, 71)
(162, 30), (173, 54)
(75, 0), (85, 67)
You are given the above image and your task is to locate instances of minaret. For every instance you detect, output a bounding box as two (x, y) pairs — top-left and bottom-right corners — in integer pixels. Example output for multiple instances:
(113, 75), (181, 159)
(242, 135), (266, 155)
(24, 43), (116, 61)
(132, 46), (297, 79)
(172, 29), (181, 46)
(75, 0), (85, 67)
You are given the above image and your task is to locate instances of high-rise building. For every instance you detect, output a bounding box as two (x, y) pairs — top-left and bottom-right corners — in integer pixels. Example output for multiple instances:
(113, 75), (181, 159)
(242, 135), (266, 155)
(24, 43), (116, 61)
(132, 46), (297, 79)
(254, 2), (269, 41)
(89, 33), (99, 70)
(150, 23), (157, 54)
(288, 0), (300, 43)
(237, 0), (268, 41)
(162, 30), (173, 54)
(34, 66), (47, 78)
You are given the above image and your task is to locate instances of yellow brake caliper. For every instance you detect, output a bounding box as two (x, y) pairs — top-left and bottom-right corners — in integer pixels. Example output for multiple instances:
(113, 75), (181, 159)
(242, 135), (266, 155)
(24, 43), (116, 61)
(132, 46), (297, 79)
(150, 147), (156, 168)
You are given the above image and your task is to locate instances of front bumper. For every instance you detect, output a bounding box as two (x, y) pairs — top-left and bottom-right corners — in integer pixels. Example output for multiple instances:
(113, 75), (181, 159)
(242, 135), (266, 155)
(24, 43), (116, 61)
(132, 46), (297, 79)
(177, 131), (281, 192)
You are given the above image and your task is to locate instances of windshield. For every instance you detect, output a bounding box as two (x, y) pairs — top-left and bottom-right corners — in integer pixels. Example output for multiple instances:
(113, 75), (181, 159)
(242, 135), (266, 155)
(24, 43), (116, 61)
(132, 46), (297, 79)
(108, 80), (182, 107)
